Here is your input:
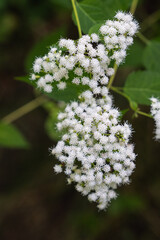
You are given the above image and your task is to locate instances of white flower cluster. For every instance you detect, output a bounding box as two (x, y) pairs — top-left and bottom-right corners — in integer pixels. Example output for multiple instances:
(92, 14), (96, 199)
(100, 11), (138, 65)
(52, 88), (136, 210)
(31, 12), (138, 94)
(30, 12), (138, 210)
(150, 97), (160, 140)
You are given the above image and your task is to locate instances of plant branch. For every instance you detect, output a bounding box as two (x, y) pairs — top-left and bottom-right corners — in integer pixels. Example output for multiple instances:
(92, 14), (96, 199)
(107, 63), (118, 89)
(137, 32), (150, 45)
(110, 86), (130, 101)
(111, 87), (152, 118)
(2, 96), (48, 124)
(136, 110), (152, 118)
(71, 0), (82, 38)
(130, 0), (139, 15)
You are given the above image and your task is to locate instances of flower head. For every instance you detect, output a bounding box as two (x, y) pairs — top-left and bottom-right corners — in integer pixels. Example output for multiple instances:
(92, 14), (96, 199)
(31, 12), (138, 94)
(52, 89), (136, 210)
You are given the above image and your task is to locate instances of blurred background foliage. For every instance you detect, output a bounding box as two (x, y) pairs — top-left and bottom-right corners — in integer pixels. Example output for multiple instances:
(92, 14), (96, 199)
(0, 0), (160, 239)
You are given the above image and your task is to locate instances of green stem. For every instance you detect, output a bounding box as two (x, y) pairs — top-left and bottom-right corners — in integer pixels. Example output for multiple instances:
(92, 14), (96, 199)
(111, 87), (152, 119)
(107, 63), (118, 89)
(130, 0), (139, 15)
(130, 0), (150, 46)
(137, 32), (150, 45)
(137, 110), (152, 118)
(71, 0), (82, 38)
(111, 86), (130, 101)
(2, 96), (47, 124)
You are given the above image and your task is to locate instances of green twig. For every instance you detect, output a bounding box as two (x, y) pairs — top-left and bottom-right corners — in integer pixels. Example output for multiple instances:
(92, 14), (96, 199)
(130, 0), (150, 46)
(111, 87), (152, 119)
(110, 86), (130, 101)
(2, 96), (47, 124)
(107, 63), (118, 89)
(71, 0), (82, 38)
(130, 0), (139, 15)
(137, 110), (152, 118)
(137, 32), (150, 45)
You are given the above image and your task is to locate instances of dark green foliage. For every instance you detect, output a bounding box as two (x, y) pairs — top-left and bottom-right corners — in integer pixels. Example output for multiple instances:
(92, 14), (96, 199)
(73, 0), (132, 33)
(143, 41), (160, 73)
(0, 122), (29, 148)
(124, 71), (160, 105)
(25, 27), (67, 72)
(1, 1), (160, 239)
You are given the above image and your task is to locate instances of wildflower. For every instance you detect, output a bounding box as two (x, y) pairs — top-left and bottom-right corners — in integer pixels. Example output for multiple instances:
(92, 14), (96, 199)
(30, 11), (138, 210)
(31, 12), (138, 94)
(150, 97), (160, 140)
(52, 89), (136, 210)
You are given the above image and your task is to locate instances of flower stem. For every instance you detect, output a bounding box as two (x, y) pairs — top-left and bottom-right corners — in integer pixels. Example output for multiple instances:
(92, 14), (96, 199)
(2, 96), (47, 124)
(107, 63), (118, 89)
(136, 110), (152, 118)
(111, 86), (130, 101)
(111, 87), (152, 118)
(130, 0), (139, 15)
(130, 0), (150, 45)
(71, 0), (82, 38)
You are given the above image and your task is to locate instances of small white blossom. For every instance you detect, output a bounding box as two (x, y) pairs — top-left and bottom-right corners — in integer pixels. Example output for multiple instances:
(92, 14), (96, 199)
(54, 164), (62, 173)
(57, 82), (66, 90)
(150, 97), (160, 140)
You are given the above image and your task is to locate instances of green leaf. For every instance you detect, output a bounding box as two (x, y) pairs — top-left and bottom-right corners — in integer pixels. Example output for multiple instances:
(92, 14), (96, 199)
(119, 109), (129, 120)
(88, 23), (103, 35)
(46, 82), (88, 102)
(25, 27), (67, 72)
(124, 71), (160, 105)
(108, 194), (145, 216)
(143, 41), (160, 73)
(16, 75), (88, 103)
(0, 122), (29, 148)
(74, 0), (132, 34)
(123, 40), (144, 67)
(15, 76), (36, 87)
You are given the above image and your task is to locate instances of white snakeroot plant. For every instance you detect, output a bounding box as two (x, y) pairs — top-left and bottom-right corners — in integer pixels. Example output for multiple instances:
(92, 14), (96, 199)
(52, 88), (136, 210)
(30, 11), (139, 210)
(150, 97), (160, 140)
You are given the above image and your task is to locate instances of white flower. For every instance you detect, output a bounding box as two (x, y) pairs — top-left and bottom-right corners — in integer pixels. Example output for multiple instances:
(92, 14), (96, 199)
(31, 74), (36, 80)
(52, 89), (136, 210)
(57, 81), (66, 90)
(54, 164), (62, 173)
(44, 84), (52, 93)
(30, 11), (139, 210)
(31, 12), (138, 93)
(150, 97), (160, 140)
(100, 11), (138, 65)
